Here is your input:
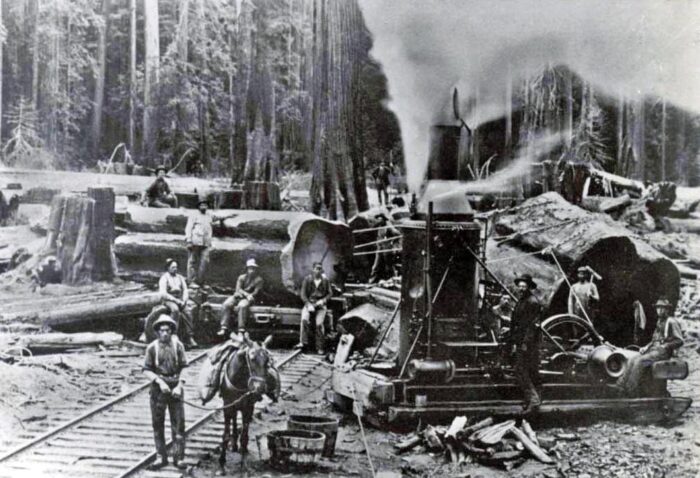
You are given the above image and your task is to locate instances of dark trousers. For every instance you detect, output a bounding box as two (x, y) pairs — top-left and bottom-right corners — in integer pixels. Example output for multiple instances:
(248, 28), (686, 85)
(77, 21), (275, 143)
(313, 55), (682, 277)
(150, 383), (186, 461)
(187, 246), (210, 284)
(220, 293), (251, 331)
(514, 346), (541, 406)
(618, 346), (671, 396)
(376, 186), (388, 205)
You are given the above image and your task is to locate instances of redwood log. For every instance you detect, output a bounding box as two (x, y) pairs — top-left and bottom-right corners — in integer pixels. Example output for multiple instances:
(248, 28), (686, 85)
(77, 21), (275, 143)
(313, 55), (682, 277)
(0, 292), (161, 328)
(488, 192), (679, 345)
(114, 233), (300, 305)
(18, 332), (124, 353)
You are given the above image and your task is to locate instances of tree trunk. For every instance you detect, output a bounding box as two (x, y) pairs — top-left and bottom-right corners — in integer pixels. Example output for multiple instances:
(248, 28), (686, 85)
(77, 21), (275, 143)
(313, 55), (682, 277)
(30, 0), (39, 110)
(487, 192), (679, 345)
(91, 0), (109, 155)
(143, 0), (160, 167)
(129, 0), (136, 154)
(242, 180), (281, 210)
(660, 98), (667, 181)
(0, 0), (3, 147)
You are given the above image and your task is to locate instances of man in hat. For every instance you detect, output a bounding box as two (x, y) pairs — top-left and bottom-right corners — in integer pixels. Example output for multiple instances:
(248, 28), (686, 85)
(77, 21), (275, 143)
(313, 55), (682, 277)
(509, 274), (543, 413)
(157, 259), (197, 348)
(567, 266), (599, 320)
(145, 166), (178, 208)
(296, 261), (333, 354)
(371, 160), (393, 206)
(618, 298), (684, 396)
(218, 259), (265, 337)
(185, 197), (213, 286)
(369, 213), (401, 284)
(143, 315), (188, 470)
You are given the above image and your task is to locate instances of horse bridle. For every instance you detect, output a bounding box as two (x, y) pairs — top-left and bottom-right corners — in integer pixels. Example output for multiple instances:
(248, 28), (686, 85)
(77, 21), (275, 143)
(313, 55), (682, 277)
(231, 346), (269, 395)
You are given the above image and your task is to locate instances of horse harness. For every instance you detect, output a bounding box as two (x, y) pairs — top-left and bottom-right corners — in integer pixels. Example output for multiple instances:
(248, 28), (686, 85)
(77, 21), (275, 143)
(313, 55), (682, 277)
(222, 346), (268, 396)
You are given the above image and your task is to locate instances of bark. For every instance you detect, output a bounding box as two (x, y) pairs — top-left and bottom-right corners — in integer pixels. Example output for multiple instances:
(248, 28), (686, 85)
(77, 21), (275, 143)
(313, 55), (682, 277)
(129, 0), (136, 153)
(487, 192), (680, 345)
(91, 0), (109, 154)
(143, 0), (160, 166)
(30, 0), (39, 110)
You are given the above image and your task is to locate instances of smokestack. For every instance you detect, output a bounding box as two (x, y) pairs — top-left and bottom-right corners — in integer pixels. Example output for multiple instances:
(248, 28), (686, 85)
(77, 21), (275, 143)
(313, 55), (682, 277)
(427, 125), (461, 181)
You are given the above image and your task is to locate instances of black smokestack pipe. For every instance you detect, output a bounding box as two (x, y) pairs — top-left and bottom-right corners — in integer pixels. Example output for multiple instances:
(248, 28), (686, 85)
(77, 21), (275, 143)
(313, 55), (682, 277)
(427, 125), (461, 181)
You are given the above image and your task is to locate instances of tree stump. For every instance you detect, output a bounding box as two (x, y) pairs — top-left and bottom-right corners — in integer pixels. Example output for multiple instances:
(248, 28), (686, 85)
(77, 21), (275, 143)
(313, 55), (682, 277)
(47, 189), (117, 284)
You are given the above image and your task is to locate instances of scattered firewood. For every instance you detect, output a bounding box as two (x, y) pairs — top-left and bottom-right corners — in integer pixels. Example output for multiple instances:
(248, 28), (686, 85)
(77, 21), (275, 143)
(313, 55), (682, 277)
(394, 434), (422, 454)
(509, 427), (554, 464)
(521, 419), (539, 446)
(469, 419), (515, 445)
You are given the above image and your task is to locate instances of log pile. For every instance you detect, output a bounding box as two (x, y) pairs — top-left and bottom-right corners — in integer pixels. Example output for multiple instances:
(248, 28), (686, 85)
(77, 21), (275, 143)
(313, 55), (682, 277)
(487, 192), (679, 345)
(394, 416), (555, 471)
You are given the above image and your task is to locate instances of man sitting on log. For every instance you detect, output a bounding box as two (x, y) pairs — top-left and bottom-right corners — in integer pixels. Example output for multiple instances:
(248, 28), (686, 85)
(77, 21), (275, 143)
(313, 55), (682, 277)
(217, 259), (264, 337)
(296, 261), (333, 354)
(143, 315), (188, 471)
(510, 274), (543, 414)
(567, 266), (600, 320)
(158, 259), (197, 348)
(185, 197), (213, 286)
(145, 165), (178, 208)
(618, 298), (684, 396)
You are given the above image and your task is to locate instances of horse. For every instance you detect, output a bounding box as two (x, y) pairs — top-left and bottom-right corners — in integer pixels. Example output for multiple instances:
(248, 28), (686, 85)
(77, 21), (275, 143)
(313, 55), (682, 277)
(218, 335), (280, 473)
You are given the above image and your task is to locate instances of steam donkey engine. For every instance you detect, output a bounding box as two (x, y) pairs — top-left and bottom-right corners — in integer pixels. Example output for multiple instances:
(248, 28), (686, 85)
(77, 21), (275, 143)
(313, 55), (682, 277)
(329, 125), (691, 427)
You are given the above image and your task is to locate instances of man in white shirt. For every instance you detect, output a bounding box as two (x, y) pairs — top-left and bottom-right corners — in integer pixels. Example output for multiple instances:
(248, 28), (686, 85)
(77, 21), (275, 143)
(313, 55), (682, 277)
(185, 198), (213, 286)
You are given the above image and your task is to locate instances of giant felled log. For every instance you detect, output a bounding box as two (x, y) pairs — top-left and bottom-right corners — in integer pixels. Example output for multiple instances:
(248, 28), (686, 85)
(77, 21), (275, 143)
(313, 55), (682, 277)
(18, 332), (124, 354)
(487, 192), (679, 345)
(46, 192), (117, 284)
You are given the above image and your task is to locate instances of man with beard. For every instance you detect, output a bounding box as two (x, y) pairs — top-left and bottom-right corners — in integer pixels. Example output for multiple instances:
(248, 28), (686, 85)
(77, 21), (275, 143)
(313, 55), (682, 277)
(509, 274), (542, 414)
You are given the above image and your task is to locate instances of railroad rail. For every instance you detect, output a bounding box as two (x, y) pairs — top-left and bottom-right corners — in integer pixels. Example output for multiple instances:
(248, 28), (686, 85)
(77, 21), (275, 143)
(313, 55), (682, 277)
(0, 348), (319, 478)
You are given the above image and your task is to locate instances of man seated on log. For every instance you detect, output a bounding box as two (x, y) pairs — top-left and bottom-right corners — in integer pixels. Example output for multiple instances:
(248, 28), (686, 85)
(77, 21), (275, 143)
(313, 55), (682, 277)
(509, 274), (543, 414)
(143, 315), (188, 471)
(617, 298), (684, 396)
(217, 258), (264, 337)
(567, 266), (599, 320)
(144, 165), (178, 208)
(158, 259), (197, 348)
(185, 197), (213, 286)
(295, 261), (333, 354)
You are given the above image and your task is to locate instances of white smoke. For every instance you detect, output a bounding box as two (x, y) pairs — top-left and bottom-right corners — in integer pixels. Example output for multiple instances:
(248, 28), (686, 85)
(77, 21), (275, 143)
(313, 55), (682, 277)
(358, 0), (700, 192)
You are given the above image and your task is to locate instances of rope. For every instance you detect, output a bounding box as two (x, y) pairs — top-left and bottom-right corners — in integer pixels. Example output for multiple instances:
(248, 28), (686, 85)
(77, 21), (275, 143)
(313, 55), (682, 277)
(352, 225), (396, 234)
(181, 391), (255, 411)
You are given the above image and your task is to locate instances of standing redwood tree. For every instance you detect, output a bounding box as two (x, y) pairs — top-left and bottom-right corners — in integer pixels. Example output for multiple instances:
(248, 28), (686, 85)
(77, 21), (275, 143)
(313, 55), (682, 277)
(143, 0), (160, 166)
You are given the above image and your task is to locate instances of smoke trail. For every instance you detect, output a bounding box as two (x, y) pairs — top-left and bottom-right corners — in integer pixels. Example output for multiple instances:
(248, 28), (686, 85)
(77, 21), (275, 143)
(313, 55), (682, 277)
(358, 0), (700, 192)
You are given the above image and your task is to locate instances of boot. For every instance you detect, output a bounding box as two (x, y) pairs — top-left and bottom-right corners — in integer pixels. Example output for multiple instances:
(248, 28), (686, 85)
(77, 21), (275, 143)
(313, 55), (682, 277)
(147, 457), (168, 471)
(173, 459), (187, 470)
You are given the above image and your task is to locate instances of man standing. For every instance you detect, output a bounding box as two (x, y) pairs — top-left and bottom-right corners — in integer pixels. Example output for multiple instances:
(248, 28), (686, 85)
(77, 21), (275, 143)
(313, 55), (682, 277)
(143, 315), (188, 471)
(218, 259), (264, 336)
(369, 213), (401, 284)
(159, 259), (197, 348)
(568, 266), (599, 320)
(296, 262), (333, 354)
(372, 161), (393, 206)
(510, 274), (542, 413)
(185, 198), (213, 286)
(145, 166), (178, 208)
(618, 298), (684, 396)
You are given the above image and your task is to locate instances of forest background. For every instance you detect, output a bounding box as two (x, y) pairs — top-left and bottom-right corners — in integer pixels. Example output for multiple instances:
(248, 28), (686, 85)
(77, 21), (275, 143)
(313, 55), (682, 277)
(0, 0), (698, 219)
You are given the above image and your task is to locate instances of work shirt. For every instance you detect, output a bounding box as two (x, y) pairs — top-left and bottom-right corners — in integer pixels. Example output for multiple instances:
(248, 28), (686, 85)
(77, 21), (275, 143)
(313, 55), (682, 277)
(185, 211), (213, 248)
(568, 282), (599, 318)
(147, 178), (172, 201)
(235, 273), (264, 300)
(644, 317), (683, 356)
(143, 338), (188, 385)
(300, 274), (332, 304)
(510, 292), (542, 347)
(159, 272), (187, 302)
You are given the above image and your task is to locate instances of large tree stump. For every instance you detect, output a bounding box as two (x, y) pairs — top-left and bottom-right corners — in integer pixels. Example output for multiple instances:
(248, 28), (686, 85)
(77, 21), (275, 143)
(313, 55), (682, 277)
(47, 190), (117, 285)
(486, 192), (679, 345)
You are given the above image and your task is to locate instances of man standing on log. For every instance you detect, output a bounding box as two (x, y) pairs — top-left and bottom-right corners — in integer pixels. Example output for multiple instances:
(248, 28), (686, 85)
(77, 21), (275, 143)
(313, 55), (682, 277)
(568, 266), (599, 320)
(510, 274), (542, 414)
(372, 161), (393, 206)
(145, 165), (178, 208)
(185, 198), (213, 286)
(217, 259), (264, 337)
(143, 315), (188, 471)
(618, 298), (684, 396)
(159, 259), (197, 348)
(296, 262), (333, 354)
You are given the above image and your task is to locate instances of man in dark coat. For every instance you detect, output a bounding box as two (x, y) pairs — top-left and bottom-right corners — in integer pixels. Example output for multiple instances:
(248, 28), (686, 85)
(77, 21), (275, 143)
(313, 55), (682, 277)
(296, 261), (333, 354)
(145, 166), (178, 208)
(217, 259), (264, 336)
(143, 315), (188, 470)
(371, 161), (393, 206)
(509, 274), (542, 413)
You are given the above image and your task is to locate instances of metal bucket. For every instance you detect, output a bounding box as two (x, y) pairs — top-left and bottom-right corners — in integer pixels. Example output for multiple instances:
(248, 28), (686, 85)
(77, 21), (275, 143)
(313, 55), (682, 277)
(267, 430), (325, 469)
(288, 415), (340, 457)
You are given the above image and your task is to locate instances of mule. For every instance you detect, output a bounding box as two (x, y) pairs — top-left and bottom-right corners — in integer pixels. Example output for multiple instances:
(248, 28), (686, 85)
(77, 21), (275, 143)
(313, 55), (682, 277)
(218, 335), (279, 473)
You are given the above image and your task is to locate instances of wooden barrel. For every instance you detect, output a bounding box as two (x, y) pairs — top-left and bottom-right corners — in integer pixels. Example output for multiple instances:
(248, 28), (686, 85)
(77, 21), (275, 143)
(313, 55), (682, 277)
(287, 415), (339, 457)
(267, 430), (325, 468)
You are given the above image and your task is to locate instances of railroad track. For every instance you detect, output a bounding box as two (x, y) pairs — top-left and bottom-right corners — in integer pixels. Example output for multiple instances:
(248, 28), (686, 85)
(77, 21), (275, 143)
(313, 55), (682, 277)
(0, 348), (322, 478)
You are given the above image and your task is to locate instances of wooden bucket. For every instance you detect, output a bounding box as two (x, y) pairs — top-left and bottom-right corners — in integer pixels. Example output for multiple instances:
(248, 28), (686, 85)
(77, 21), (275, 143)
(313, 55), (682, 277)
(288, 415), (340, 457)
(267, 430), (325, 469)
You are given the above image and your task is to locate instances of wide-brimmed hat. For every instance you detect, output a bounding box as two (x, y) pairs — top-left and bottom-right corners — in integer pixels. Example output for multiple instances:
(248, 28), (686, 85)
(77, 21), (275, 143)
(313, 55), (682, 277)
(152, 314), (177, 332)
(577, 266), (590, 274)
(654, 298), (672, 309)
(514, 273), (537, 289)
(154, 165), (168, 174)
(246, 258), (258, 268)
(197, 196), (209, 207)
